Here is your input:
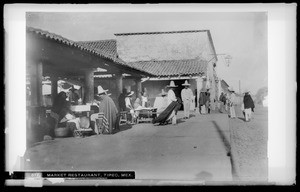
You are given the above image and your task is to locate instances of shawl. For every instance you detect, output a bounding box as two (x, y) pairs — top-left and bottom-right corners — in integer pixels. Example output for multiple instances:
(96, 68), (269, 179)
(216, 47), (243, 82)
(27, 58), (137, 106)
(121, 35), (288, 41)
(98, 95), (118, 132)
(244, 94), (255, 109)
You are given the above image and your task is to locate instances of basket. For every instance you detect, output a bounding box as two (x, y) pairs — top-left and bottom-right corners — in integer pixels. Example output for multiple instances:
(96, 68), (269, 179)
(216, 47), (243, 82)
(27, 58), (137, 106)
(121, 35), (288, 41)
(55, 127), (70, 137)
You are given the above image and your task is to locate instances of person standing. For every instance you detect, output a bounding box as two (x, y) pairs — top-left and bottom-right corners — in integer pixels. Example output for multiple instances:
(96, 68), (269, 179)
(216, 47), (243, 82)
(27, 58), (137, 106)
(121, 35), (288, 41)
(68, 86), (80, 105)
(243, 89), (255, 122)
(96, 86), (119, 134)
(219, 92), (226, 113)
(199, 88), (207, 114)
(228, 87), (237, 118)
(141, 91), (148, 107)
(167, 81), (178, 125)
(125, 91), (135, 124)
(205, 89), (211, 114)
(118, 88), (127, 111)
(181, 80), (193, 119)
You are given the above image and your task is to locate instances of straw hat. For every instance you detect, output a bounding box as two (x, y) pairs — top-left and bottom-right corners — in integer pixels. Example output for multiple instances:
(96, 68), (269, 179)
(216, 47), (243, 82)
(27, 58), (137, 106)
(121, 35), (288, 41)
(126, 91), (134, 97)
(228, 87), (235, 92)
(182, 80), (190, 86)
(97, 85), (108, 95)
(167, 81), (178, 88)
(243, 89), (250, 93)
(159, 89), (168, 96)
(70, 85), (77, 91)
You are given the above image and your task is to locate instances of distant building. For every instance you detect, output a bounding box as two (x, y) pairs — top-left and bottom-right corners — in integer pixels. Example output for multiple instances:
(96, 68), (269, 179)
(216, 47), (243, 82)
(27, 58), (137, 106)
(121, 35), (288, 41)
(79, 30), (220, 108)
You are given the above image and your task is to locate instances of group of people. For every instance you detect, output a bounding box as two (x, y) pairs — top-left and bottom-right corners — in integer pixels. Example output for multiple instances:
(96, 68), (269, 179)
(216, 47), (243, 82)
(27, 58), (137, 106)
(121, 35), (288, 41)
(46, 80), (255, 139)
(219, 87), (255, 122)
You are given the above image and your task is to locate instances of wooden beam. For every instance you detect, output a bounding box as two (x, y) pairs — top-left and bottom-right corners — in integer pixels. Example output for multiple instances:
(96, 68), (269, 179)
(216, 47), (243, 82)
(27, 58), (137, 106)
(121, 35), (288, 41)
(83, 69), (94, 103)
(115, 73), (123, 99)
(37, 62), (43, 106)
(135, 78), (142, 97)
(51, 76), (58, 102)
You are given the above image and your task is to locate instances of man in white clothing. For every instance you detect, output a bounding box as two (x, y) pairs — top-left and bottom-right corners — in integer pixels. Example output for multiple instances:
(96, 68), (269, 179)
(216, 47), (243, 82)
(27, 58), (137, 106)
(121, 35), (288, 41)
(228, 87), (237, 118)
(167, 81), (178, 125)
(181, 80), (193, 119)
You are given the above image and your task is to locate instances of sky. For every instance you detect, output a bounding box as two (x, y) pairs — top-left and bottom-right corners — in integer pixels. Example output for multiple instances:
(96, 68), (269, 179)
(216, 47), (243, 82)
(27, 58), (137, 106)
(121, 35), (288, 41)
(26, 12), (268, 94)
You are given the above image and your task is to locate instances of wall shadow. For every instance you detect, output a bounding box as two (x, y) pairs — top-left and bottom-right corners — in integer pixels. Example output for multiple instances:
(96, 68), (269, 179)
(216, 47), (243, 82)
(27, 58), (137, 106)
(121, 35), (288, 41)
(195, 171), (213, 181)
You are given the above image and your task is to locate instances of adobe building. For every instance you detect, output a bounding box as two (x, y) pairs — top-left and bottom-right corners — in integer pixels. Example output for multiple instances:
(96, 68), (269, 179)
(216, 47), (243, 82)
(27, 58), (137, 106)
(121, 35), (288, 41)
(79, 30), (221, 108)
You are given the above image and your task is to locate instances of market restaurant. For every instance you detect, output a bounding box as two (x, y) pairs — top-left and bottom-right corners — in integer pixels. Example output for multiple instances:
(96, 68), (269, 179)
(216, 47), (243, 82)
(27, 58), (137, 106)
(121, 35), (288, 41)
(26, 27), (153, 147)
(82, 30), (223, 109)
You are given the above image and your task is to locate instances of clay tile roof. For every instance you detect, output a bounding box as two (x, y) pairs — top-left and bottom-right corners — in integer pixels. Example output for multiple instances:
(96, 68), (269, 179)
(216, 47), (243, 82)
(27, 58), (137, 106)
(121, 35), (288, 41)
(77, 39), (117, 61)
(114, 30), (209, 36)
(76, 39), (208, 77)
(27, 27), (153, 75)
(127, 59), (208, 77)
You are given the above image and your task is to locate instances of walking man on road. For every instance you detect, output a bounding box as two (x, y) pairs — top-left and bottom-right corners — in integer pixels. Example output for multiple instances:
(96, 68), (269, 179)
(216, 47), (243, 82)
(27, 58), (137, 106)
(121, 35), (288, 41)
(243, 89), (255, 122)
(181, 80), (194, 119)
(228, 87), (237, 118)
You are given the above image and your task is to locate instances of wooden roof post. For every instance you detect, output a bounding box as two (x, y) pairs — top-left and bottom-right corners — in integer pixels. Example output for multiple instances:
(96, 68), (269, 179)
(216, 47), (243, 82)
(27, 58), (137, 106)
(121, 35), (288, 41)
(29, 61), (43, 107)
(115, 72), (123, 99)
(135, 78), (142, 98)
(84, 68), (94, 104)
(51, 75), (58, 103)
(37, 62), (43, 107)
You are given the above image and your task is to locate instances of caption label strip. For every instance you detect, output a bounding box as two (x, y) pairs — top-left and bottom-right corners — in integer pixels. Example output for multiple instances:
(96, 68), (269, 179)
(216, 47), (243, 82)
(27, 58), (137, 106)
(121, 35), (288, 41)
(7, 171), (135, 180)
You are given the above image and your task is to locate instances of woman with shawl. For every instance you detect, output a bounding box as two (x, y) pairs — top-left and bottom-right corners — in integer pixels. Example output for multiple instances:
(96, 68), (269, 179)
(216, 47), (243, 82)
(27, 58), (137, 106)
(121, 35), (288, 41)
(96, 86), (118, 134)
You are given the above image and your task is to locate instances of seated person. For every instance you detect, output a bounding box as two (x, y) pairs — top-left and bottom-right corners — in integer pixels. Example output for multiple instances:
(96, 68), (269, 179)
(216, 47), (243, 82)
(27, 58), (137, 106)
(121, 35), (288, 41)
(155, 89), (168, 116)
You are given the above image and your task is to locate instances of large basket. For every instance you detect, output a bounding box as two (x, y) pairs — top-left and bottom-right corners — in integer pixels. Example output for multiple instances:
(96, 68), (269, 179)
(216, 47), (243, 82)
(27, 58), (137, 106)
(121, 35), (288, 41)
(55, 127), (70, 137)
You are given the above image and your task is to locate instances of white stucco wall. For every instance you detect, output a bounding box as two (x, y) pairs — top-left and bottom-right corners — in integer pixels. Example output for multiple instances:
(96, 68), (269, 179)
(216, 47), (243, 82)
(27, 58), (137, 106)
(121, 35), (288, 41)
(116, 32), (215, 62)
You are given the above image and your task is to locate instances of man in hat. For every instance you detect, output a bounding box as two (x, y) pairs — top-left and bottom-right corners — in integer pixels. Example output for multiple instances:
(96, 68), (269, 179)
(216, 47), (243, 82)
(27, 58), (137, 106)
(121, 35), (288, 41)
(181, 80), (194, 119)
(125, 91), (136, 124)
(68, 85), (80, 105)
(118, 88), (127, 112)
(243, 89), (255, 122)
(167, 81), (178, 125)
(95, 85), (119, 134)
(228, 87), (237, 118)
(199, 88), (207, 114)
(205, 88), (211, 114)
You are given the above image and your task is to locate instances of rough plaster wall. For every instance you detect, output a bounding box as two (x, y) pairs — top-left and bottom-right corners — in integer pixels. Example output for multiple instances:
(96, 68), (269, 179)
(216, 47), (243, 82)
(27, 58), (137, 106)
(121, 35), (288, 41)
(117, 32), (213, 62)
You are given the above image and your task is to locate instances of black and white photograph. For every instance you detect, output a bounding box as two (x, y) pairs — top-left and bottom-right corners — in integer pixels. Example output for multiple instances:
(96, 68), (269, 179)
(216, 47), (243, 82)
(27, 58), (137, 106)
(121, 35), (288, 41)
(4, 4), (296, 186)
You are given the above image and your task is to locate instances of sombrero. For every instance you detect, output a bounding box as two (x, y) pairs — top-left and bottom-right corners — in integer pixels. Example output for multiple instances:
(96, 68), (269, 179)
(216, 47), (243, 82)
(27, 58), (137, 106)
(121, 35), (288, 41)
(228, 87), (235, 92)
(243, 89), (250, 94)
(126, 91), (134, 97)
(182, 80), (190, 86)
(167, 81), (178, 88)
(97, 85), (108, 95)
(159, 89), (168, 96)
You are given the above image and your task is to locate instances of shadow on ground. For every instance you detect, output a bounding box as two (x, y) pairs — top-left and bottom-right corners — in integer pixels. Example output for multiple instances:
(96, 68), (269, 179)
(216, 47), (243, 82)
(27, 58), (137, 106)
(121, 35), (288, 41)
(195, 171), (213, 181)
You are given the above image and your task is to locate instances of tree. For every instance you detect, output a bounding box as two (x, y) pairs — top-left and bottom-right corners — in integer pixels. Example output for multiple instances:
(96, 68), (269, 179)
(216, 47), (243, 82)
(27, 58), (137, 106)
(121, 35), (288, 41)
(255, 86), (268, 105)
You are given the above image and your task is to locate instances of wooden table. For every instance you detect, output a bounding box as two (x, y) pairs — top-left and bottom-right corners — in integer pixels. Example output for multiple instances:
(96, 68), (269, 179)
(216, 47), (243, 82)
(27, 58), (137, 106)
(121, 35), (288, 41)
(135, 107), (157, 124)
(70, 105), (91, 117)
